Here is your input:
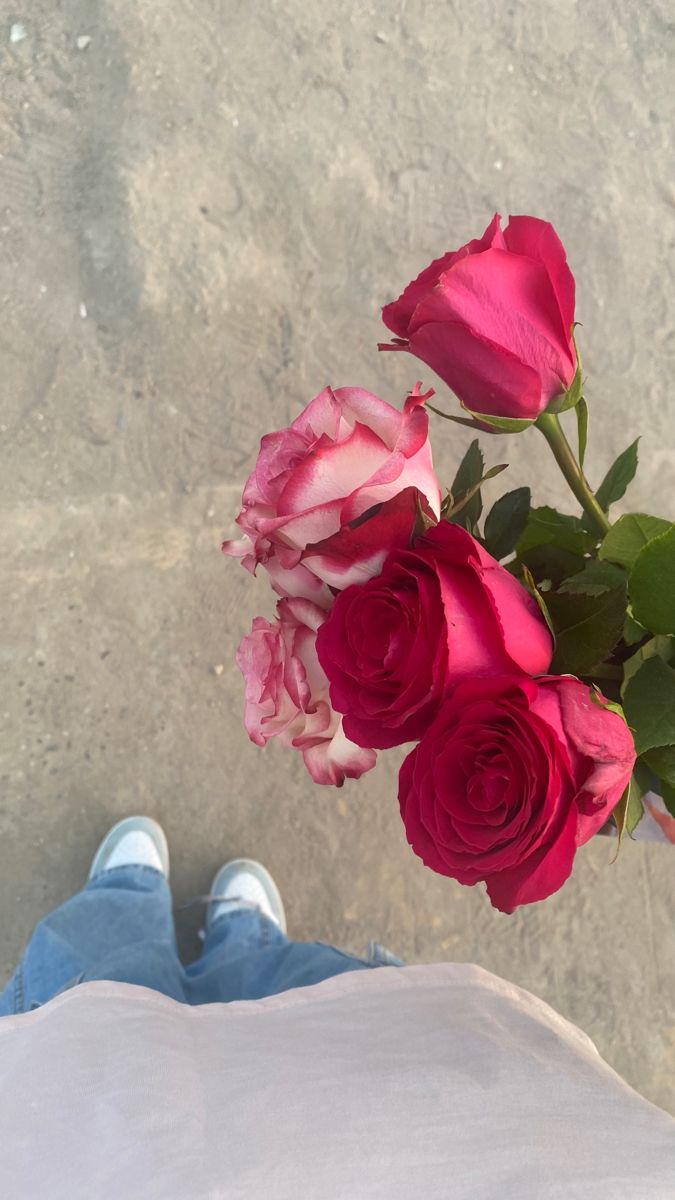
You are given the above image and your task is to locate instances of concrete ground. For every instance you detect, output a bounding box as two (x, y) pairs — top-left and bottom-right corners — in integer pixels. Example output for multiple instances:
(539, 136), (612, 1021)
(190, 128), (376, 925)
(1, 0), (674, 1113)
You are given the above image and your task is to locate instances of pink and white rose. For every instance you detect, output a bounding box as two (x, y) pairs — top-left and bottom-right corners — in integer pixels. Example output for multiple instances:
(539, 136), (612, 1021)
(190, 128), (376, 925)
(223, 384), (442, 604)
(236, 595), (377, 786)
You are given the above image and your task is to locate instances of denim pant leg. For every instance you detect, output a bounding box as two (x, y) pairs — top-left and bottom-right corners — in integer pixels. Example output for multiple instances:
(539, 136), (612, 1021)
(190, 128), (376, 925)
(0, 865), (185, 1015)
(185, 908), (376, 1003)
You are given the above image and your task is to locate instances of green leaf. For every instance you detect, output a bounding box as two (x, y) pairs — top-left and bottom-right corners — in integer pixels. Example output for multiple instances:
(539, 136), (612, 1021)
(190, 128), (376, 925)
(449, 440), (484, 531)
(462, 405), (533, 434)
(641, 745), (675, 790)
(557, 559), (626, 597)
(444, 464), (508, 525)
(622, 655), (675, 755)
(598, 513), (671, 570)
(595, 439), (640, 512)
(546, 584), (627, 675)
(623, 609), (648, 646)
(576, 397), (589, 469)
(444, 447), (508, 528)
(518, 545), (586, 589)
(517, 506), (598, 558)
(621, 636), (675, 696)
(628, 522), (675, 635)
(426, 403), (485, 430)
(612, 774), (645, 849)
(545, 363), (584, 414)
(521, 564), (555, 637)
(482, 464), (509, 483)
(634, 758), (657, 796)
(483, 487), (531, 561)
(589, 687), (626, 718)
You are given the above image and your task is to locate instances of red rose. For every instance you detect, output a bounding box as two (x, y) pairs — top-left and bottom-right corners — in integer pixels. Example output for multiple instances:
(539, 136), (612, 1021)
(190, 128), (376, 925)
(399, 675), (636, 912)
(315, 522), (553, 750)
(380, 214), (577, 423)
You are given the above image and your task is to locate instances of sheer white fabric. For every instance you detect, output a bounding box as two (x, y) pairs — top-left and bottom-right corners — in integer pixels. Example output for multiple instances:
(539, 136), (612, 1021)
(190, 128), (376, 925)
(0, 963), (673, 1199)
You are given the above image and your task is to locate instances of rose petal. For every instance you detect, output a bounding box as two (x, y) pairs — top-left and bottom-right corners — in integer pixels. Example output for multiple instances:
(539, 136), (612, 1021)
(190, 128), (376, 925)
(485, 800), (578, 913)
(382, 214), (506, 338)
(290, 385), (342, 441)
(264, 556), (334, 609)
(333, 386), (406, 449)
(302, 722), (377, 787)
(407, 320), (544, 420)
(478, 562), (554, 675)
(504, 215), (576, 358)
(545, 677), (636, 838)
(276, 421), (390, 516)
(302, 487), (435, 589)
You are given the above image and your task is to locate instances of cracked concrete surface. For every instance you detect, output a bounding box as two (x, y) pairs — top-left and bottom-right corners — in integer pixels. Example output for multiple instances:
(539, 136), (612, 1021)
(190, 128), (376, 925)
(1, 0), (674, 1113)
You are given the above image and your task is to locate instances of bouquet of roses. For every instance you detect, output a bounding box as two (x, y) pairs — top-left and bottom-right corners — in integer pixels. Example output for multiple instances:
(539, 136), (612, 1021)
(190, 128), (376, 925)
(223, 214), (675, 913)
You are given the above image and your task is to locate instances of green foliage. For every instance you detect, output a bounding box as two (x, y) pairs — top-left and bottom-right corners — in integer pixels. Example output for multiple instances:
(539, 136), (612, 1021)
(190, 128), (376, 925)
(512, 511), (633, 674)
(576, 397), (588, 469)
(641, 745), (675, 790)
(622, 656), (675, 755)
(433, 386), (674, 849)
(426, 403), (484, 431)
(516, 540), (627, 676)
(623, 609), (648, 646)
(598, 513), (671, 570)
(447, 440), (484, 531)
(545, 341), (584, 415)
(520, 564), (555, 636)
(628, 522), (675, 635)
(621, 636), (675, 695)
(517, 506), (598, 557)
(518, 545), (586, 589)
(483, 488), (531, 561)
(443, 441), (507, 531)
(612, 774), (645, 848)
(595, 439), (640, 512)
(546, 581), (627, 675)
(588, 687), (626, 719)
(545, 365), (584, 414)
(435, 416), (673, 825)
(462, 407), (533, 433)
(557, 559), (626, 596)
(564, 363), (584, 410)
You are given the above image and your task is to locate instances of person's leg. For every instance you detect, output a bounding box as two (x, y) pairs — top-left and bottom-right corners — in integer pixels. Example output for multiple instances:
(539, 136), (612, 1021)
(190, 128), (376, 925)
(0, 818), (186, 1015)
(185, 859), (376, 1004)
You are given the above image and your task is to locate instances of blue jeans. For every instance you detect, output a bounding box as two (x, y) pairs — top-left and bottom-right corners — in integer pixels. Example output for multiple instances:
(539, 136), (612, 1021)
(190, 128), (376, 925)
(0, 866), (401, 1015)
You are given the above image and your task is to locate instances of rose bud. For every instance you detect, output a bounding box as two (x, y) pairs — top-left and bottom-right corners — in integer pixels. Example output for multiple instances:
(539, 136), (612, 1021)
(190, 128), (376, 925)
(380, 214), (578, 426)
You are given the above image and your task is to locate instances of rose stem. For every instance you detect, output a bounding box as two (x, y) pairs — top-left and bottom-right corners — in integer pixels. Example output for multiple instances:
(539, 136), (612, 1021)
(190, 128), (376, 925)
(534, 412), (610, 538)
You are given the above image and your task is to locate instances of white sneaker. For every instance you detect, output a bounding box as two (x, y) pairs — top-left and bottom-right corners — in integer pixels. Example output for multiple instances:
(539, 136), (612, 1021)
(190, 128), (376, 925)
(88, 816), (170, 880)
(206, 858), (286, 933)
